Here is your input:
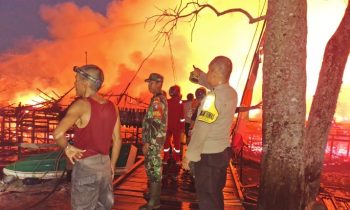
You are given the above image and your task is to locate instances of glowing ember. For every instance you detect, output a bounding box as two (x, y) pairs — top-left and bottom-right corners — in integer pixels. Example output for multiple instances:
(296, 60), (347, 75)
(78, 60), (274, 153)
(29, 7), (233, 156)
(242, 122), (350, 162)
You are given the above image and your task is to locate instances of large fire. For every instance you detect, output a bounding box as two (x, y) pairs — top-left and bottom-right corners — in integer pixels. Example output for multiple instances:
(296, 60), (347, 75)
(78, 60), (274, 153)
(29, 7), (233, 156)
(0, 0), (348, 121)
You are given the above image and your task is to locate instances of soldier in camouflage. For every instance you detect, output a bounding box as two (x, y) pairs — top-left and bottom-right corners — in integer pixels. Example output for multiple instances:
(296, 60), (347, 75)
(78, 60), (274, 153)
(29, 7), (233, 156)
(139, 73), (168, 210)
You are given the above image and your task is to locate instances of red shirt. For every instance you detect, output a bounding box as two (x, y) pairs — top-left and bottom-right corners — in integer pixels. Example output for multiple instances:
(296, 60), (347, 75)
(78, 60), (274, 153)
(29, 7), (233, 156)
(167, 97), (185, 131)
(74, 98), (117, 158)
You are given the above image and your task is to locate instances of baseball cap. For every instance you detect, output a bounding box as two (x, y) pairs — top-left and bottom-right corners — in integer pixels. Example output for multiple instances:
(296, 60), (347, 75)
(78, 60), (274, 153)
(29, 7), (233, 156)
(145, 73), (164, 83)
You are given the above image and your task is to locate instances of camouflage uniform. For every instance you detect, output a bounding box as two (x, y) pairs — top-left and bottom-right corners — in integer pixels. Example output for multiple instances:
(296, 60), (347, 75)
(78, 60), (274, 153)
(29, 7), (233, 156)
(142, 93), (168, 183)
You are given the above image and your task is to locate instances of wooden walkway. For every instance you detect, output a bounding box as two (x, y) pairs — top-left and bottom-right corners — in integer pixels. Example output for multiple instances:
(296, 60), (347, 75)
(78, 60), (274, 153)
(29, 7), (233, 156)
(113, 157), (244, 210)
(0, 155), (244, 210)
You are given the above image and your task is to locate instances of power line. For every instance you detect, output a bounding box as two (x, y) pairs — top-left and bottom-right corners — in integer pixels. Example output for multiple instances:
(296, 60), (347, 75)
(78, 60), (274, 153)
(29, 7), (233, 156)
(236, 0), (267, 90)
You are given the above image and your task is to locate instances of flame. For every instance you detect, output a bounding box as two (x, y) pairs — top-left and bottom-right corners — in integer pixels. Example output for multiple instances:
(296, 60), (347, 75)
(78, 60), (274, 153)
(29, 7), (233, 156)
(240, 120), (350, 162)
(306, 0), (350, 122)
(0, 0), (348, 121)
(14, 92), (47, 106)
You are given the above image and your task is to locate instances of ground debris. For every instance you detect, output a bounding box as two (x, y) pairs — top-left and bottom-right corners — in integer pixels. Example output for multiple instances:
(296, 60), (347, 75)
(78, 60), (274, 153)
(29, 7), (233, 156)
(0, 178), (71, 210)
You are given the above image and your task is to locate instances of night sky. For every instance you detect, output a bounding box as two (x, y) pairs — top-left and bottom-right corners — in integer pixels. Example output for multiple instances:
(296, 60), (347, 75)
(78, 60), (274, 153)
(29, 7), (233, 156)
(0, 0), (111, 52)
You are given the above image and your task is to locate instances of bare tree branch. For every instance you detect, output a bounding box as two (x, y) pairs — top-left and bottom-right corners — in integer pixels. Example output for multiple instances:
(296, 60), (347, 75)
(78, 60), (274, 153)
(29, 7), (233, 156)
(146, 1), (266, 42)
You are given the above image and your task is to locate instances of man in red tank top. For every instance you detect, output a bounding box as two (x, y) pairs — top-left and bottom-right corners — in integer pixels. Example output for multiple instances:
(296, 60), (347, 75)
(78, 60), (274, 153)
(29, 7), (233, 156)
(54, 64), (122, 210)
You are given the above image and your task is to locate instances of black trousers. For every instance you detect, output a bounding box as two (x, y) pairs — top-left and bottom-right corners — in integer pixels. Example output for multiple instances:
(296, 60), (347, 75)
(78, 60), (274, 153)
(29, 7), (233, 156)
(194, 147), (232, 210)
(185, 123), (191, 137)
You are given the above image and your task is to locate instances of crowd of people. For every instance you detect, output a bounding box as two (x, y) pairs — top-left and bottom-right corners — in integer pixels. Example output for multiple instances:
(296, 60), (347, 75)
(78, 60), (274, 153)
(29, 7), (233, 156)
(54, 56), (261, 210)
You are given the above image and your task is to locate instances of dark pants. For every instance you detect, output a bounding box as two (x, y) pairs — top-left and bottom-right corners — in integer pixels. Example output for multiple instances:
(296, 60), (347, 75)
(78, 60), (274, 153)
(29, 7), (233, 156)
(185, 123), (191, 144)
(71, 154), (113, 210)
(194, 148), (232, 210)
(185, 123), (191, 137)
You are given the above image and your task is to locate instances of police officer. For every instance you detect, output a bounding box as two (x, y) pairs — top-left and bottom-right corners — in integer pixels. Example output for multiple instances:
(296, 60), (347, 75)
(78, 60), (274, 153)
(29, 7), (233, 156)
(140, 73), (168, 210)
(183, 56), (238, 210)
(163, 85), (185, 164)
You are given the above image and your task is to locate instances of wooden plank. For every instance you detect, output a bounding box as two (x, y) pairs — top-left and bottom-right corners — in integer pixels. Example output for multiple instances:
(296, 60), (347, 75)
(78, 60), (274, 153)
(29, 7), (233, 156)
(113, 160), (243, 209)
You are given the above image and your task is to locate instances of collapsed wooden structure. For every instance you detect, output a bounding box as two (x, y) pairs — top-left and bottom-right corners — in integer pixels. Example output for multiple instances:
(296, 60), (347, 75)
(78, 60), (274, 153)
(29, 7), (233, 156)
(0, 90), (147, 154)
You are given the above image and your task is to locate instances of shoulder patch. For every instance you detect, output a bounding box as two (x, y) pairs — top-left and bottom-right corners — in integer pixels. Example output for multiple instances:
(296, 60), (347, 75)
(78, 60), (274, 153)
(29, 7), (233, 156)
(152, 97), (163, 119)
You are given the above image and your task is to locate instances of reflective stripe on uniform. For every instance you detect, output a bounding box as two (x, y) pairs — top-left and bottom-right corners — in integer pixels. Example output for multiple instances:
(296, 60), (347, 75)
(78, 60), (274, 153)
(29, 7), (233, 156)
(173, 148), (181, 153)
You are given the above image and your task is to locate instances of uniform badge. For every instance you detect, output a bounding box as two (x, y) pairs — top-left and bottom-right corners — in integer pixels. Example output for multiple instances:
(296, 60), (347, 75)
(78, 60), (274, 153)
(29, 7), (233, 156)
(197, 92), (218, 123)
(152, 97), (163, 119)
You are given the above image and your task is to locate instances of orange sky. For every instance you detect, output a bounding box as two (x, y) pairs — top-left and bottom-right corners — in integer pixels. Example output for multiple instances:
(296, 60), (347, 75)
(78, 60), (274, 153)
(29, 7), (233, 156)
(0, 0), (348, 121)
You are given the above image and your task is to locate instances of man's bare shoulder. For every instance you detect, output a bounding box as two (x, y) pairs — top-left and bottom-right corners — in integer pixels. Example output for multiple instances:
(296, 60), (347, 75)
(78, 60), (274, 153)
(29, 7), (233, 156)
(73, 97), (89, 105)
(68, 98), (90, 112)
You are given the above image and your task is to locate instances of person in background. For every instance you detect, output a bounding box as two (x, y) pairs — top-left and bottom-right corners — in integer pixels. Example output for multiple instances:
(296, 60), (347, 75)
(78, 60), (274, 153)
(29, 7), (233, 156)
(54, 64), (122, 210)
(163, 85), (185, 165)
(189, 87), (207, 130)
(183, 56), (237, 210)
(140, 73), (168, 210)
(236, 102), (262, 113)
(183, 93), (194, 144)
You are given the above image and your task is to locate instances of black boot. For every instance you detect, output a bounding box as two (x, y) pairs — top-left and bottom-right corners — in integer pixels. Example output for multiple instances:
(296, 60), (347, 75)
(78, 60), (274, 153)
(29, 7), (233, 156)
(139, 182), (161, 210)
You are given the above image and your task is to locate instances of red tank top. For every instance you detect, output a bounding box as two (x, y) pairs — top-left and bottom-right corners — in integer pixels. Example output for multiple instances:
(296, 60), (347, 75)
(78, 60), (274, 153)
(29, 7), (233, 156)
(74, 98), (117, 158)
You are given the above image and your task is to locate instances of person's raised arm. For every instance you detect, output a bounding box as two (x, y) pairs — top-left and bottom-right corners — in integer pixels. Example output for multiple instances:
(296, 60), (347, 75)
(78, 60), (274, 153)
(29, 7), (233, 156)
(235, 101), (262, 113)
(190, 65), (213, 89)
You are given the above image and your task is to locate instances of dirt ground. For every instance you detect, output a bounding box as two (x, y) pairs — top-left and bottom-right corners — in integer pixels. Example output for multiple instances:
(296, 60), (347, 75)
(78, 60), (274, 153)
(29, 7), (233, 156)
(0, 179), (71, 210)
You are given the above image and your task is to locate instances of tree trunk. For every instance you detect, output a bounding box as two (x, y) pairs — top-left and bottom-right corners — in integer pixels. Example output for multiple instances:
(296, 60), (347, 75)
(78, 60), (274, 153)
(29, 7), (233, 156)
(258, 0), (307, 209)
(304, 2), (350, 209)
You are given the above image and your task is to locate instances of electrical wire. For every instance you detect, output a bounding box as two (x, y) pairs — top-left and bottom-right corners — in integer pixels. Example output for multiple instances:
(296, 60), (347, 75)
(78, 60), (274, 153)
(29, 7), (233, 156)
(167, 35), (177, 84)
(24, 149), (66, 210)
(117, 37), (162, 105)
(235, 0), (267, 91)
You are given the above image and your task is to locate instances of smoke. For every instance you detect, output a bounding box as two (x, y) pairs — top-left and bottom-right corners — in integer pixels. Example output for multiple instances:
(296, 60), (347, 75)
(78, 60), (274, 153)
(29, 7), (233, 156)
(0, 1), (190, 105)
(0, 0), (348, 121)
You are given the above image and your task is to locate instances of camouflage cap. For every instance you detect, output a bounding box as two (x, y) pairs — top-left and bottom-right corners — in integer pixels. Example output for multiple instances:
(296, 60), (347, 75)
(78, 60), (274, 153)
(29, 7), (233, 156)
(145, 73), (164, 83)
